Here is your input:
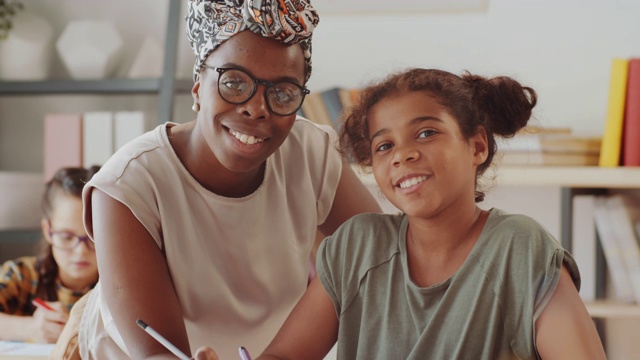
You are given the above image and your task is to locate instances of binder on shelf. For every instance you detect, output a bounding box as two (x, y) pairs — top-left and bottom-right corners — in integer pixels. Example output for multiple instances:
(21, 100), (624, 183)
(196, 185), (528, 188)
(43, 113), (82, 181)
(114, 111), (145, 151)
(82, 111), (113, 168)
(599, 58), (629, 167)
(572, 195), (597, 302)
(593, 195), (636, 303)
(623, 58), (640, 166)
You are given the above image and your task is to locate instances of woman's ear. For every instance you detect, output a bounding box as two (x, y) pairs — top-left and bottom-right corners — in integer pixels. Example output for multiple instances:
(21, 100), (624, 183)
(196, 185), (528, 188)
(41, 218), (52, 243)
(191, 80), (201, 107)
(471, 127), (489, 165)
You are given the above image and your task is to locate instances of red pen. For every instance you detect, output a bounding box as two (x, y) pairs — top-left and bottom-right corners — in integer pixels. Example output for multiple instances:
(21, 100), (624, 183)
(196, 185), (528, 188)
(32, 297), (54, 311)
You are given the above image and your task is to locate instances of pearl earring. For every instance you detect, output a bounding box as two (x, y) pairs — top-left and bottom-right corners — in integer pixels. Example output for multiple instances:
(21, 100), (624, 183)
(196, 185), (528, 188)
(192, 103), (200, 112)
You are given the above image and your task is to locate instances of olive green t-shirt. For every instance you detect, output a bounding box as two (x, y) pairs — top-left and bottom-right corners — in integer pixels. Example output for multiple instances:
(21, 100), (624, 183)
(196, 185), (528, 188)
(316, 209), (580, 360)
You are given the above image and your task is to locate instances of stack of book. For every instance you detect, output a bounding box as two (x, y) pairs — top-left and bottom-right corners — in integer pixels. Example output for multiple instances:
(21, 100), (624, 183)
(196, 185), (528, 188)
(600, 57), (640, 167)
(496, 126), (602, 166)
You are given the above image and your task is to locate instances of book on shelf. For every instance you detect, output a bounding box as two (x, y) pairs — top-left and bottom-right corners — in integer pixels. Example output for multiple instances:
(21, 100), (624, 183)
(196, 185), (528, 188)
(43, 113), (83, 181)
(82, 111), (113, 169)
(594, 195), (640, 302)
(497, 151), (600, 166)
(320, 87), (344, 130)
(623, 58), (640, 166)
(599, 58), (629, 167)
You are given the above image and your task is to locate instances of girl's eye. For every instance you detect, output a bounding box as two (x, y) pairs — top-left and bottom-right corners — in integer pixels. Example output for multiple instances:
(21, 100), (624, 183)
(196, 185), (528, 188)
(375, 143), (392, 152)
(418, 129), (436, 138)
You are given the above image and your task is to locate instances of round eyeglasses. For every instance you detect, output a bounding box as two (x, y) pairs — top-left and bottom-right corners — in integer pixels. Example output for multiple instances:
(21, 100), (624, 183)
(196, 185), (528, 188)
(48, 226), (95, 251)
(204, 66), (309, 116)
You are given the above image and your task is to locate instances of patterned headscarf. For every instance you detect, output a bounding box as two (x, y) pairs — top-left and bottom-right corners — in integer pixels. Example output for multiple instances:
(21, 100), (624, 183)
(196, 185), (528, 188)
(186, 0), (319, 82)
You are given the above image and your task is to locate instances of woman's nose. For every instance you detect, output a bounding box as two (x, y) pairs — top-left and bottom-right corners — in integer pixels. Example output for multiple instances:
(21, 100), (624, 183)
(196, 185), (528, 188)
(238, 87), (269, 120)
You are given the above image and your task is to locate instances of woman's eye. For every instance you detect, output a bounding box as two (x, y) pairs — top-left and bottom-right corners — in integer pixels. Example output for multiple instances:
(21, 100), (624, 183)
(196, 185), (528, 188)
(418, 129), (436, 138)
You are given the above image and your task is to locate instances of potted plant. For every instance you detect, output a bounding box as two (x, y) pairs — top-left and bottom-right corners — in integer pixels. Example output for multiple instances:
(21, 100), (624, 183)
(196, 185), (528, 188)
(0, 0), (24, 40)
(0, 0), (54, 80)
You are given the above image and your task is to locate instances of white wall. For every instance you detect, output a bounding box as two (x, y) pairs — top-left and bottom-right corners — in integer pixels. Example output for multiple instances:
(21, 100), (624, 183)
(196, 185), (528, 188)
(1, 0), (638, 357)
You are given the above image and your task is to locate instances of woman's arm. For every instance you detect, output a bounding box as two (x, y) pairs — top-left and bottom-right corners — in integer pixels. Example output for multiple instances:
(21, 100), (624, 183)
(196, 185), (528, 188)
(91, 189), (190, 359)
(318, 161), (381, 237)
(535, 266), (607, 359)
(258, 276), (339, 360)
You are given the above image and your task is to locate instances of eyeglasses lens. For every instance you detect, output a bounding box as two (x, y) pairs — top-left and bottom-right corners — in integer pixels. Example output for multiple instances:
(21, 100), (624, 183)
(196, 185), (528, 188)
(218, 69), (305, 116)
(50, 231), (95, 250)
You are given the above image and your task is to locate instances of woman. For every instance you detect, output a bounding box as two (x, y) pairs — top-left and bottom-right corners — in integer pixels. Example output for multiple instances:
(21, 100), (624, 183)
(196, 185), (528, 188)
(75, 1), (380, 359)
(0, 167), (99, 343)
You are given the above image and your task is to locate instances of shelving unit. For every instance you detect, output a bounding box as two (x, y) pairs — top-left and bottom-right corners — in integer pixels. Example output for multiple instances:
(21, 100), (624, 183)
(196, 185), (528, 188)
(354, 164), (640, 322)
(0, 0), (188, 252)
(0, 0), (189, 125)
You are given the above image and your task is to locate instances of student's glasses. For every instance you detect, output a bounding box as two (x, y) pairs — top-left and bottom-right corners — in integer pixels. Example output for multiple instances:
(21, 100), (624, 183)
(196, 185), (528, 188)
(47, 223), (94, 251)
(204, 66), (309, 116)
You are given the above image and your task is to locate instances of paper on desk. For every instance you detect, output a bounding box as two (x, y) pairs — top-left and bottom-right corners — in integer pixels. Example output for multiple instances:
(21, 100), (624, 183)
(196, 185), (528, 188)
(0, 341), (55, 356)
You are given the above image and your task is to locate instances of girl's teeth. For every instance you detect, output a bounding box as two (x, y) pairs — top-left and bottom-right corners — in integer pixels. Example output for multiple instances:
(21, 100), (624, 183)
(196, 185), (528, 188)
(399, 176), (428, 189)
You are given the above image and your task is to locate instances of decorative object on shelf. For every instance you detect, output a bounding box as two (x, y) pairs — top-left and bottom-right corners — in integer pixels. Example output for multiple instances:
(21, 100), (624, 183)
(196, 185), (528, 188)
(0, 171), (42, 230)
(127, 35), (163, 78)
(56, 20), (123, 80)
(0, 6), (54, 80)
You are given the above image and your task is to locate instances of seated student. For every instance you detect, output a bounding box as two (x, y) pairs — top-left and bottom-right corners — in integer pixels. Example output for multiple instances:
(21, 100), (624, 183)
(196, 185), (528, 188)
(0, 167), (99, 344)
(197, 68), (607, 359)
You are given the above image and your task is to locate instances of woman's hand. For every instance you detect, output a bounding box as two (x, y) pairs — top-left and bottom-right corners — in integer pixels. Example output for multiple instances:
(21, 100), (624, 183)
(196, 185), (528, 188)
(29, 301), (69, 343)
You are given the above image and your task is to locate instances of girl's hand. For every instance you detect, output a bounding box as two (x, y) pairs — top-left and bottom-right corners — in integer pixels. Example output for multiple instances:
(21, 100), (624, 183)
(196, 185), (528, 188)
(192, 346), (219, 360)
(29, 301), (69, 343)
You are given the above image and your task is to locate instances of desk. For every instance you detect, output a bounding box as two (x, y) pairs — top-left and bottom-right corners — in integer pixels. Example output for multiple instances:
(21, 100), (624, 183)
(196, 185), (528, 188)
(0, 341), (54, 359)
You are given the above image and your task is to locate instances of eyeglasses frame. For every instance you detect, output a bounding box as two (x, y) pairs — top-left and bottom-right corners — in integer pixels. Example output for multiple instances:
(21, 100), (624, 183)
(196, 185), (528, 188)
(203, 65), (310, 116)
(46, 220), (94, 251)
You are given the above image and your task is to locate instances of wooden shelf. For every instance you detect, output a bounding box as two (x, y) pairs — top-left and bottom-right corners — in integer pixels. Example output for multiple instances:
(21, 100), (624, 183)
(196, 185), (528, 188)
(353, 165), (640, 189)
(586, 301), (640, 319)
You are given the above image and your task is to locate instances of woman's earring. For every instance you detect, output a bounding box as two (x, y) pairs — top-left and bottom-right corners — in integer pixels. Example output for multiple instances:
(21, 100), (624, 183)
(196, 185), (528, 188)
(192, 103), (200, 112)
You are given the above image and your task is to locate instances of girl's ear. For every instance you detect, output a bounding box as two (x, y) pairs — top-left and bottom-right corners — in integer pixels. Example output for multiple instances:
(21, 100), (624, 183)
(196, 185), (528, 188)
(471, 127), (489, 166)
(41, 218), (52, 244)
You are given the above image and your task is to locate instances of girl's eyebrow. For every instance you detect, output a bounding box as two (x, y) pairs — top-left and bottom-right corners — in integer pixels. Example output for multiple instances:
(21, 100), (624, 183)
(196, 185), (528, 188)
(369, 116), (443, 142)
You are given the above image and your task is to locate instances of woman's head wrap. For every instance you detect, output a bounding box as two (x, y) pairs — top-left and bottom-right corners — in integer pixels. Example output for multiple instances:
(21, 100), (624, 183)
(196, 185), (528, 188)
(186, 0), (319, 82)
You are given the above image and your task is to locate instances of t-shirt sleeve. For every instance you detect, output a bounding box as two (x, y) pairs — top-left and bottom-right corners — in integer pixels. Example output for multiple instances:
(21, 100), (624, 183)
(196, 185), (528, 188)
(293, 119), (342, 226)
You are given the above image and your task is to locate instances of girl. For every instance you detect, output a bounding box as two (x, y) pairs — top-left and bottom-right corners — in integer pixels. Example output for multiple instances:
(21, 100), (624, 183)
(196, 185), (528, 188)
(221, 68), (604, 359)
(0, 167), (99, 343)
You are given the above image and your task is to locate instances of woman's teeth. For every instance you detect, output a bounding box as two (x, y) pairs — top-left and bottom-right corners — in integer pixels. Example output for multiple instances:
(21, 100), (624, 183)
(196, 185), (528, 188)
(229, 129), (265, 145)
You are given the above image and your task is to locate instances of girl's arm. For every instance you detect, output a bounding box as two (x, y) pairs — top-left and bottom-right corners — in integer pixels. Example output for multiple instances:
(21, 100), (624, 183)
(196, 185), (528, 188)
(535, 266), (607, 359)
(258, 275), (339, 359)
(91, 189), (191, 359)
(190, 276), (338, 360)
(0, 302), (68, 343)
